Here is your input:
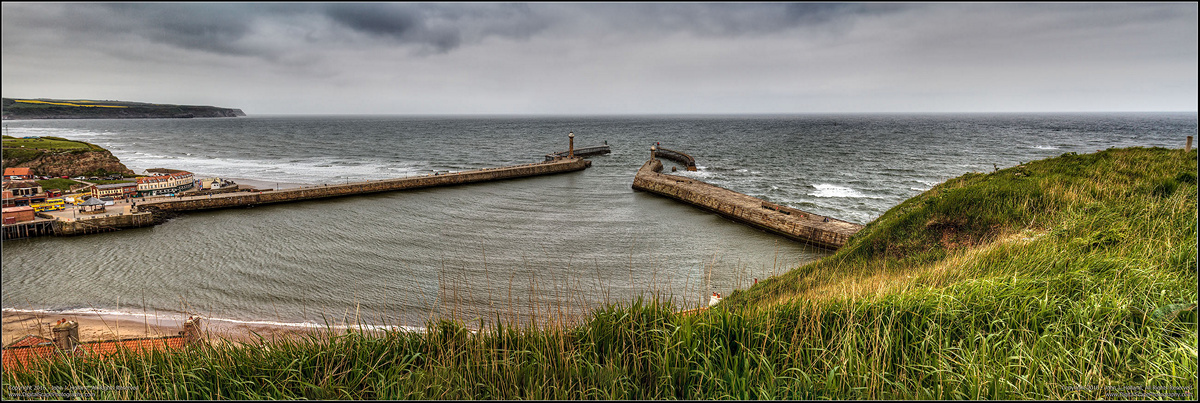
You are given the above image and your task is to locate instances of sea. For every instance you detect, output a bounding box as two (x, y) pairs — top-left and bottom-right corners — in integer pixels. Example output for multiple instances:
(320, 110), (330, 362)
(2, 113), (1195, 330)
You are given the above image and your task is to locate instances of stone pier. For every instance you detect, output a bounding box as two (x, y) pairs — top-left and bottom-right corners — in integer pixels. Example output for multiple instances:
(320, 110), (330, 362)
(653, 147), (697, 171)
(141, 157), (591, 213)
(632, 159), (862, 249)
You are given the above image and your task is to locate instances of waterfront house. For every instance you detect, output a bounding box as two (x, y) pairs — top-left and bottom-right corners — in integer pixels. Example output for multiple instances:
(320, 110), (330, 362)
(136, 171), (195, 196)
(3, 167), (34, 180)
(199, 177), (236, 190)
(91, 182), (138, 199)
(1, 317), (203, 371)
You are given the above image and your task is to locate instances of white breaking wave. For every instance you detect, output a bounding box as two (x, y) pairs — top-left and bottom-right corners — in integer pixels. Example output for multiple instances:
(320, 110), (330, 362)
(1032, 145), (1059, 150)
(115, 153), (425, 185)
(809, 183), (871, 198)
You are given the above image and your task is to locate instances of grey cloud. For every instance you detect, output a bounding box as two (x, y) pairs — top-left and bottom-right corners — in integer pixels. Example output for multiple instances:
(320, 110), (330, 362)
(320, 3), (549, 54)
(87, 3), (267, 55)
(562, 3), (907, 37)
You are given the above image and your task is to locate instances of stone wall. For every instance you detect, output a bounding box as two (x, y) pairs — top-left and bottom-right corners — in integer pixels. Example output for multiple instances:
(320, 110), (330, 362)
(632, 160), (861, 249)
(53, 211), (163, 236)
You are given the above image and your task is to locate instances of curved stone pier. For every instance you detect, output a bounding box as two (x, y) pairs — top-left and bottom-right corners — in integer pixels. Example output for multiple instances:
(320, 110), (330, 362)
(632, 159), (862, 249)
(653, 147), (697, 171)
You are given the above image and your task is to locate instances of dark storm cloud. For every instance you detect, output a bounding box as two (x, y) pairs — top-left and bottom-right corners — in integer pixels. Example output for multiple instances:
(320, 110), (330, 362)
(319, 3), (550, 53)
(2, 3), (551, 57)
(100, 3), (262, 55)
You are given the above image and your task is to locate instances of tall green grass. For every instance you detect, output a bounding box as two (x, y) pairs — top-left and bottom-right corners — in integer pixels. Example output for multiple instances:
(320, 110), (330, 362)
(3, 147), (1195, 400)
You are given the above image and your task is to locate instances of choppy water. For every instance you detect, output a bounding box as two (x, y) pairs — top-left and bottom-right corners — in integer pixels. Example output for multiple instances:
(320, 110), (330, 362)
(2, 113), (1194, 329)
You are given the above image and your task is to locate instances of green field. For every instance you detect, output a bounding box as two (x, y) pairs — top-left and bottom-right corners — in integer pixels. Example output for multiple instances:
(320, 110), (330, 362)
(34, 178), (82, 192)
(3, 147), (1195, 400)
(2, 135), (101, 151)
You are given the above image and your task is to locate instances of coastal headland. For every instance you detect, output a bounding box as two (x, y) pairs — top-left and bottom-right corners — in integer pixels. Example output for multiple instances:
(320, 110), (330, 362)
(1, 135), (135, 178)
(1, 98), (245, 120)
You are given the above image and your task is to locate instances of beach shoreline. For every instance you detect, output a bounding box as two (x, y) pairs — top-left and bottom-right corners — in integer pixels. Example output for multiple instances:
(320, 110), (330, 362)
(224, 177), (309, 191)
(1, 309), (366, 348)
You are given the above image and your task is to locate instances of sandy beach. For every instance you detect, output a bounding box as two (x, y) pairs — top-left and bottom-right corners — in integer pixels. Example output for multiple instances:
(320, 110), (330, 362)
(225, 177), (309, 191)
(2, 309), (333, 348)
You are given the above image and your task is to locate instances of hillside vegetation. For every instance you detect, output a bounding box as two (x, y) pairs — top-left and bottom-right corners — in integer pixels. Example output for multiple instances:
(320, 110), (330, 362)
(2, 135), (135, 177)
(3, 147), (1195, 400)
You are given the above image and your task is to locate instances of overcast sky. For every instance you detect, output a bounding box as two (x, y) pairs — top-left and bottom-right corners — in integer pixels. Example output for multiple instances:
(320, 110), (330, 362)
(2, 2), (1196, 115)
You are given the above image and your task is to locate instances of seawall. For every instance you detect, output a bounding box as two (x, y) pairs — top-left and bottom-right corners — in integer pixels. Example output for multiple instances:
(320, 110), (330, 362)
(141, 158), (591, 213)
(52, 212), (164, 236)
(632, 159), (862, 249)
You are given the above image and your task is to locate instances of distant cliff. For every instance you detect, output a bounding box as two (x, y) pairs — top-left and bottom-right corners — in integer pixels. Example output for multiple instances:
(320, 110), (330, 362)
(1, 98), (245, 120)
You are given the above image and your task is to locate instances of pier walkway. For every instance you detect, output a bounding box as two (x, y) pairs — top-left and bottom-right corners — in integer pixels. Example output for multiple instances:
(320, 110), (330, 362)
(632, 159), (862, 249)
(140, 158), (591, 213)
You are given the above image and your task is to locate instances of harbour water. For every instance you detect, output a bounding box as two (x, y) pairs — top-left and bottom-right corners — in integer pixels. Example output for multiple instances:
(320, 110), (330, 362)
(2, 113), (1194, 329)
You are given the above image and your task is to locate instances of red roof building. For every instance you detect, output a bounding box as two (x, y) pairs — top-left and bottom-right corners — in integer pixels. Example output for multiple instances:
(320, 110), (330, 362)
(3, 167), (34, 180)
(1, 317), (202, 371)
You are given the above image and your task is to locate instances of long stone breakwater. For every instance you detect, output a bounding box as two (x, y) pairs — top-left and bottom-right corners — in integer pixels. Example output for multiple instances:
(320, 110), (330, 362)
(141, 158), (591, 213)
(632, 158), (862, 249)
(4, 158), (591, 239)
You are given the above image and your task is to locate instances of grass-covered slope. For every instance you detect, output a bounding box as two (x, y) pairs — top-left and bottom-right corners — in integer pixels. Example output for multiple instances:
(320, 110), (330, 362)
(2, 135), (135, 177)
(2, 148), (1195, 400)
(728, 147), (1197, 308)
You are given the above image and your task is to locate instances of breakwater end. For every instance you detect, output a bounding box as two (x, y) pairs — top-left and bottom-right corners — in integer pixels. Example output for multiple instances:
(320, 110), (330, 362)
(545, 145), (611, 161)
(632, 158), (862, 249)
(653, 147), (697, 171)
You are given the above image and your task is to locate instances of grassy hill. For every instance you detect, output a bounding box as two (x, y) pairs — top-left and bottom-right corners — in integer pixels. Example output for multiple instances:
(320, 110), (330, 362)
(2, 135), (135, 177)
(3, 147), (1195, 399)
(1, 97), (245, 119)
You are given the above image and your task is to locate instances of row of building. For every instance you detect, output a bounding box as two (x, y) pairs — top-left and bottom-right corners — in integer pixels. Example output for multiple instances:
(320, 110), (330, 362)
(92, 171), (197, 199)
(2, 168), (216, 225)
(2, 169), (199, 205)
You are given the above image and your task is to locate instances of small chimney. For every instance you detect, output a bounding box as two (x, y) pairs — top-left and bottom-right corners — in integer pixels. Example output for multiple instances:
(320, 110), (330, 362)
(52, 320), (79, 351)
(181, 316), (202, 345)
